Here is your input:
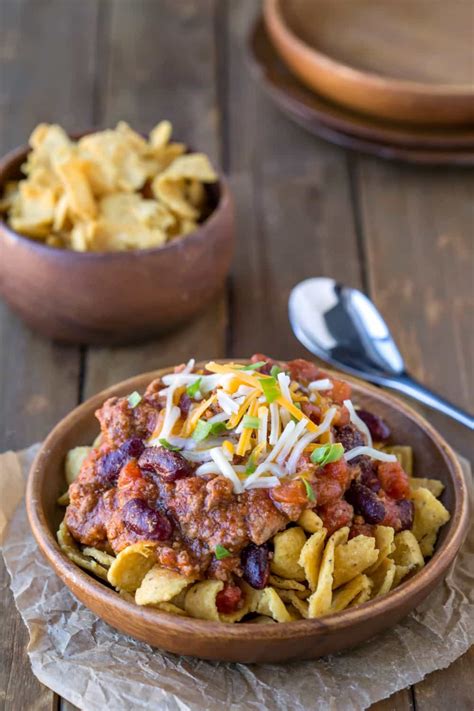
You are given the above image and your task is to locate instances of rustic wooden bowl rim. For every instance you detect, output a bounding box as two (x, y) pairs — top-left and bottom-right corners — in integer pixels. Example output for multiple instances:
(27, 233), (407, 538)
(265, 0), (474, 96)
(26, 362), (470, 643)
(0, 136), (230, 259)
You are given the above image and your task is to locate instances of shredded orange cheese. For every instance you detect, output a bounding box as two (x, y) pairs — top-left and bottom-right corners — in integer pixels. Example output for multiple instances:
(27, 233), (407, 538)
(182, 393), (217, 436)
(236, 399), (259, 457)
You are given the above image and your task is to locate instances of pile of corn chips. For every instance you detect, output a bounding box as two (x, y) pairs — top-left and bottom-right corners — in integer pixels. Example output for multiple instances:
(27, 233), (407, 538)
(58, 442), (450, 623)
(0, 121), (218, 251)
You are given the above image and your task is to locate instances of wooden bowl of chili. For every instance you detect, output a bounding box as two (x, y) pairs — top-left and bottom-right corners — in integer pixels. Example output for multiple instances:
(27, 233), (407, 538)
(26, 362), (469, 663)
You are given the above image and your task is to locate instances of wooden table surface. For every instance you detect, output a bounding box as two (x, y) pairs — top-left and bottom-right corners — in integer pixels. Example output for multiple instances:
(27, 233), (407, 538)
(0, 1), (472, 709)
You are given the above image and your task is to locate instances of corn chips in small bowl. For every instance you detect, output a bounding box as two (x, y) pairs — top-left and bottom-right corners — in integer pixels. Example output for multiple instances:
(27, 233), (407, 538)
(0, 122), (234, 344)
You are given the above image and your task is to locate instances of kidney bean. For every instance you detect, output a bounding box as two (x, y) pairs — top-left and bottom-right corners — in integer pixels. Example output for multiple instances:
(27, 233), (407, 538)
(241, 543), (270, 589)
(122, 437), (146, 458)
(397, 499), (414, 531)
(355, 456), (381, 493)
(216, 585), (243, 615)
(122, 498), (172, 540)
(345, 481), (386, 524)
(139, 446), (193, 481)
(334, 424), (365, 452)
(178, 393), (193, 416)
(97, 437), (145, 486)
(356, 410), (391, 441)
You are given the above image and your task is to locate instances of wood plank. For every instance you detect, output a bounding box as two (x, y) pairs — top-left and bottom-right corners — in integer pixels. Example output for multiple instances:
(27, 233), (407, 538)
(355, 157), (473, 458)
(0, 1), (99, 709)
(354, 155), (473, 706)
(224, 0), (361, 358)
(414, 647), (474, 710)
(370, 690), (413, 711)
(224, 5), (414, 709)
(83, 0), (226, 398)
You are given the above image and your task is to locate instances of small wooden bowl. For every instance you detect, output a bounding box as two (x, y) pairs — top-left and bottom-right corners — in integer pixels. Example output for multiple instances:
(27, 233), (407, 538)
(0, 140), (234, 345)
(264, 0), (474, 126)
(26, 364), (469, 663)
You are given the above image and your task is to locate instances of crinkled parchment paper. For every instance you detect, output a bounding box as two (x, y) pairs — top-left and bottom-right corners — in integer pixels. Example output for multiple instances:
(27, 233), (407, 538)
(1, 445), (472, 711)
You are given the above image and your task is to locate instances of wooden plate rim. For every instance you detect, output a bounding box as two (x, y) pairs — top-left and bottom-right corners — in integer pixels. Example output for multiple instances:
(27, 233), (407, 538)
(247, 20), (474, 166)
(26, 362), (470, 643)
(265, 0), (474, 96)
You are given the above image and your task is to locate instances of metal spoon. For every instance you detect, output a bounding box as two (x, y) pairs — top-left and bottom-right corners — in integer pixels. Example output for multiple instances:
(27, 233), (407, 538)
(289, 277), (474, 430)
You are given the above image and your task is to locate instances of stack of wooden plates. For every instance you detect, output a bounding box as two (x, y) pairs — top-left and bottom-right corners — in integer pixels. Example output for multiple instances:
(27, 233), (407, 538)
(247, 0), (474, 164)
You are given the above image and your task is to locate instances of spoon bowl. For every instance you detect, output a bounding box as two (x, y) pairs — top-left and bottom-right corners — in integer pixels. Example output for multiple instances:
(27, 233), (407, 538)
(289, 277), (474, 430)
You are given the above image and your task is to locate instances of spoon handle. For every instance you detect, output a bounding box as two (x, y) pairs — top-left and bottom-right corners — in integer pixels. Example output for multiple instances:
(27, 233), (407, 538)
(386, 373), (474, 430)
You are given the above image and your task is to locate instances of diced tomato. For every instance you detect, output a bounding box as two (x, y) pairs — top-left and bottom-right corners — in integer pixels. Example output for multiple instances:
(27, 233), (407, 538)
(379, 492), (403, 530)
(312, 459), (350, 506)
(332, 405), (350, 426)
(288, 359), (324, 383)
(250, 353), (287, 375)
(349, 515), (375, 539)
(377, 461), (410, 500)
(216, 585), (243, 614)
(318, 500), (354, 536)
(117, 460), (142, 486)
(327, 378), (352, 404)
(325, 458), (351, 490)
(301, 400), (322, 424)
(313, 475), (343, 506)
(271, 479), (309, 506)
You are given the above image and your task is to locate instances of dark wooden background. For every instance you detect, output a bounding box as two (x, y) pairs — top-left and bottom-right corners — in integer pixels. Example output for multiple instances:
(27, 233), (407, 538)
(0, 1), (472, 709)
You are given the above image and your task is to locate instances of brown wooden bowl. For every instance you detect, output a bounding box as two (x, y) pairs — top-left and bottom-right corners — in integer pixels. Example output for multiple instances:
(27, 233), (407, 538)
(0, 140), (234, 345)
(26, 363), (470, 663)
(264, 0), (474, 126)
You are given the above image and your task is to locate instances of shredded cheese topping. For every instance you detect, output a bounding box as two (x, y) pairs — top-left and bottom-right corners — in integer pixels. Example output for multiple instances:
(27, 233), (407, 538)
(147, 360), (393, 494)
(344, 399), (373, 448)
(345, 446), (397, 463)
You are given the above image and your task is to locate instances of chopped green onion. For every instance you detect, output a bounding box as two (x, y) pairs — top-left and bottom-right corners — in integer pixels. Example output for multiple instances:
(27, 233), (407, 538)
(193, 419), (227, 442)
(259, 376), (281, 403)
(310, 442), (344, 466)
(245, 451), (258, 475)
(300, 477), (316, 502)
(242, 415), (260, 429)
(127, 391), (142, 408)
(159, 439), (182, 452)
(215, 544), (231, 560)
(186, 377), (202, 399)
(270, 365), (283, 378)
(239, 361), (267, 371)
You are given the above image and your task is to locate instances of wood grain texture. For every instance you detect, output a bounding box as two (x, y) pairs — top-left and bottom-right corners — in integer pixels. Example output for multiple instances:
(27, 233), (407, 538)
(83, 0), (227, 390)
(0, 0), (472, 705)
(0, 1), (99, 709)
(355, 157), (474, 458)
(414, 646), (474, 709)
(264, 0), (474, 125)
(225, 0), (361, 359)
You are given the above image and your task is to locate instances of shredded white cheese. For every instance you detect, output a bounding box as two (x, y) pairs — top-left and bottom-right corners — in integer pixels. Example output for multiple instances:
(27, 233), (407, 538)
(195, 462), (220, 476)
(344, 399), (372, 447)
(308, 378), (333, 391)
(258, 406), (268, 450)
(269, 402), (281, 445)
(183, 358), (195, 373)
(244, 462), (286, 488)
(217, 390), (239, 415)
(277, 372), (293, 403)
(276, 418), (309, 465)
(286, 430), (319, 475)
(210, 447), (244, 494)
(313, 406), (337, 438)
(345, 446), (396, 462)
(248, 476), (281, 489)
